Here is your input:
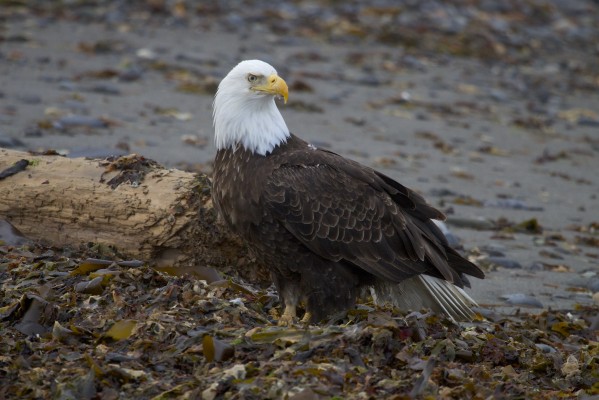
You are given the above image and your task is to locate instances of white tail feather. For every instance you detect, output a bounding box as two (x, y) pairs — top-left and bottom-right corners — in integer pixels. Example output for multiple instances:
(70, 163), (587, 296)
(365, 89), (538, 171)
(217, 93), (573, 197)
(372, 275), (478, 321)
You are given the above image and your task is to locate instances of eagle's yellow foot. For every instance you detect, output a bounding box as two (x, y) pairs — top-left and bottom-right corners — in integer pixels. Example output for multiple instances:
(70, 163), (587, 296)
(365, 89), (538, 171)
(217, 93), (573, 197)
(300, 312), (313, 325)
(278, 304), (297, 326)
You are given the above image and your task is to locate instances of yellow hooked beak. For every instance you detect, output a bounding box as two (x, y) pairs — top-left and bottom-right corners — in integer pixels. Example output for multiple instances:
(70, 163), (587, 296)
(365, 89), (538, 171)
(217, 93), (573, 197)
(254, 74), (288, 104)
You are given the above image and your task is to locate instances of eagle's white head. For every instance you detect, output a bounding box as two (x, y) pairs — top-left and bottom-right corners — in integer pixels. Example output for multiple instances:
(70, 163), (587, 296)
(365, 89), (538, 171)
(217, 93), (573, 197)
(213, 60), (290, 156)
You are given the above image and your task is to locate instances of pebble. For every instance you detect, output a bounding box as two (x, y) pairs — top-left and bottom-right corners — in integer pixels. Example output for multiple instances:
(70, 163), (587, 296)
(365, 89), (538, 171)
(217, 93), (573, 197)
(63, 100), (90, 114)
(17, 94), (42, 105)
(581, 271), (597, 279)
(500, 293), (544, 308)
(486, 256), (522, 269)
(58, 80), (79, 91)
(54, 115), (108, 129)
(535, 343), (557, 353)
(3, 105), (17, 115)
(86, 83), (121, 95)
(561, 355), (580, 377)
(186, 327), (208, 338)
(400, 55), (427, 70)
(222, 364), (245, 379)
(202, 383), (220, 400)
(484, 199), (544, 211)
(479, 244), (507, 257)
(577, 117), (599, 127)
(0, 219), (30, 246)
(446, 216), (495, 230)
(429, 188), (458, 197)
(119, 66), (144, 82)
(527, 262), (545, 271)
(445, 368), (466, 383)
(105, 352), (137, 363)
(0, 135), (25, 148)
(175, 53), (219, 66)
(24, 127), (43, 137)
(488, 89), (509, 102)
(136, 48), (157, 60)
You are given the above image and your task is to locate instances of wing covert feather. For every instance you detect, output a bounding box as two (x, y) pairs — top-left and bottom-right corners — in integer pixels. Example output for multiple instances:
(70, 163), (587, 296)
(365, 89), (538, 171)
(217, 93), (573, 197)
(262, 162), (450, 282)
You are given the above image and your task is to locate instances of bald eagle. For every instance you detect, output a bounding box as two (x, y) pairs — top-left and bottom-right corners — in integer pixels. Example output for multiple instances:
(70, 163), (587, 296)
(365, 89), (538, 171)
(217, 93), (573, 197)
(212, 60), (484, 325)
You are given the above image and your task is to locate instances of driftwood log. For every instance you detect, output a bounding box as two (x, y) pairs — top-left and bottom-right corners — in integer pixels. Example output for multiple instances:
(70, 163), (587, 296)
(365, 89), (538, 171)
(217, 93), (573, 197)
(0, 148), (266, 283)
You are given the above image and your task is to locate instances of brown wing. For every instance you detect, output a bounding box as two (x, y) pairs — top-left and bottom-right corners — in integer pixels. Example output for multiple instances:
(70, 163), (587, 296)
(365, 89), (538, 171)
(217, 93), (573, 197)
(262, 151), (484, 286)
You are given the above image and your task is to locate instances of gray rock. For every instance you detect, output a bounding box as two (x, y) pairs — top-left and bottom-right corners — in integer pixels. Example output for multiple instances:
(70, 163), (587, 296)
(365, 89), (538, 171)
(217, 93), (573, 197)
(487, 256), (522, 269)
(58, 80), (79, 91)
(86, 83), (121, 95)
(18, 94), (42, 105)
(488, 89), (509, 102)
(0, 219), (30, 246)
(587, 278), (599, 293)
(527, 262), (545, 271)
(446, 216), (495, 230)
(535, 343), (557, 353)
(578, 117), (599, 127)
(0, 135), (25, 148)
(484, 199), (544, 211)
(479, 244), (507, 257)
(119, 66), (144, 82)
(54, 115), (108, 129)
(500, 293), (544, 308)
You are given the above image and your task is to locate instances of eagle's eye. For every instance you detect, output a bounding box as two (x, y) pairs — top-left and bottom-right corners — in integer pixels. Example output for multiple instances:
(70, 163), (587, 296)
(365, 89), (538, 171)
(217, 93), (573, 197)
(247, 74), (259, 83)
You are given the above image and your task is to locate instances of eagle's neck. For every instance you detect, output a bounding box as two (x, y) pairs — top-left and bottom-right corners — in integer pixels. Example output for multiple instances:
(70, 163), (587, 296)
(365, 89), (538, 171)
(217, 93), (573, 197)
(213, 91), (290, 156)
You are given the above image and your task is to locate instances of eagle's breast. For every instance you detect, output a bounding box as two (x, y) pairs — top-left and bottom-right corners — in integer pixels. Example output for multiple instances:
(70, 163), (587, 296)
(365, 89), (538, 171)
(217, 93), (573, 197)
(212, 146), (272, 235)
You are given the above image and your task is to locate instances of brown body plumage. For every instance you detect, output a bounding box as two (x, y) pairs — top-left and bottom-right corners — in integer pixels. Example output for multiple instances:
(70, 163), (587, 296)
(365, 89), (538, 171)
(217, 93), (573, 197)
(213, 134), (484, 323)
(212, 60), (484, 324)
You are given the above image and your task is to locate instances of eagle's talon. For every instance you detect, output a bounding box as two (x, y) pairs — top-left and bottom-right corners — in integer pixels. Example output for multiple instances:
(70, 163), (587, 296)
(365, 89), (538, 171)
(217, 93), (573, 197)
(277, 315), (295, 327)
(300, 311), (313, 325)
(278, 304), (297, 326)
